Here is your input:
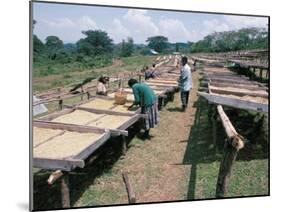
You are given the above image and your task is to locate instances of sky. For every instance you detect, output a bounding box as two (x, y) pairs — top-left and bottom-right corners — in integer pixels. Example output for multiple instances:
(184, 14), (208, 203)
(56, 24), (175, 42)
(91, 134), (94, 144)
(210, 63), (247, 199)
(33, 2), (268, 44)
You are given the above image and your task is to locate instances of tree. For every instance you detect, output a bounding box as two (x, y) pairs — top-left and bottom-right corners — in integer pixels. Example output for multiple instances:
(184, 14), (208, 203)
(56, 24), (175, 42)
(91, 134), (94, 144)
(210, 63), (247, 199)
(76, 30), (113, 56)
(45, 36), (64, 60)
(45, 36), (64, 49)
(146, 36), (169, 53)
(120, 37), (134, 57)
(190, 27), (268, 53)
(33, 35), (45, 53)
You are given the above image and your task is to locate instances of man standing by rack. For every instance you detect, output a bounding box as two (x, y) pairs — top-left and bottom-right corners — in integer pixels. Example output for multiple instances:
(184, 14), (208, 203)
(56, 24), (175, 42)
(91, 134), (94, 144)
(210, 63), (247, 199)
(178, 56), (192, 112)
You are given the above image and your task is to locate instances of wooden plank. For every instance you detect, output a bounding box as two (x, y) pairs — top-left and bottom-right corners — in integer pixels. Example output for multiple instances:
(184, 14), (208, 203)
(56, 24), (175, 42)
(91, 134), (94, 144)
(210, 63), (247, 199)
(210, 86), (268, 98)
(39, 108), (76, 121)
(61, 174), (70, 208)
(210, 82), (268, 91)
(122, 172), (136, 203)
(48, 170), (63, 185)
(217, 105), (244, 150)
(198, 92), (268, 113)
(33, 157), (85, 171)
(73, 131), (111, 160)
(77, 106), (136, 116)
(33, 120), (105, 134)
(146, 82), (178, 88)
(209, 78), (263, 86)
(216, 142), (238, 198)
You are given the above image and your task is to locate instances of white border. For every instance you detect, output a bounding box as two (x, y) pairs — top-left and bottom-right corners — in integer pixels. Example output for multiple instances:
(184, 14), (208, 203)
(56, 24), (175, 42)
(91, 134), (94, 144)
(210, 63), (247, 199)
(1, 0), (279, 211)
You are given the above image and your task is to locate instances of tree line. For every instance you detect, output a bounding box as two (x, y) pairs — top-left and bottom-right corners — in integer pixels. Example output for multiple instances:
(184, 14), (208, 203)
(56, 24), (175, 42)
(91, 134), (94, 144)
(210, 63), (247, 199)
(190, 27), (268, 53)
(33, 18), (268, 77)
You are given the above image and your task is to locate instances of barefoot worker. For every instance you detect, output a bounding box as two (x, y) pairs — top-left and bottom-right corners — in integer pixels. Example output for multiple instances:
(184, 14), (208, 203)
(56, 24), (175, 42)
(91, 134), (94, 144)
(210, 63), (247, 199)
(178, 56), (192, 112)
(127, 79), (159, 138)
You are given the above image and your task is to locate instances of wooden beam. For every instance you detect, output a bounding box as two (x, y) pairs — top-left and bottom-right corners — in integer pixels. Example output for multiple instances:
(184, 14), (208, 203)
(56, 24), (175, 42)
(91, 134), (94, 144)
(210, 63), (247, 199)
(198, 92), (268, 113)
(210, 82), (268, 91)
(210, 86), (268, 98)
(33, 120), (105, 134)
(61, 174), (70, 208)
(216, 141), (238, 198)
(47, 170), (63, 185)
(38, 108), (75, 121)
(217, 105), (244, 150)
(33, 157), (85, 171)
(122, 172), (136, 203)
(77, 106), (136, 116)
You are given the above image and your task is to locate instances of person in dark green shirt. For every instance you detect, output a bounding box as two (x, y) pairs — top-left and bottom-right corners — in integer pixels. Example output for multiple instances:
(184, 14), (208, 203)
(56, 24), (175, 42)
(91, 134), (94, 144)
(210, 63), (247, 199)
(128, 79), (159, 138)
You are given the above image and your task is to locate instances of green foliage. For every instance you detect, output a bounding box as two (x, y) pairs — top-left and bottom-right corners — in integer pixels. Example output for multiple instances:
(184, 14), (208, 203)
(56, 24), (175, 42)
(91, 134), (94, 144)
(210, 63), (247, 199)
(45, 36), (64, 60)
(146, 35), (169, 53)
(191, 27), (268, 53)
(77, 30), (113, 56)
(120, 37), (134, 57)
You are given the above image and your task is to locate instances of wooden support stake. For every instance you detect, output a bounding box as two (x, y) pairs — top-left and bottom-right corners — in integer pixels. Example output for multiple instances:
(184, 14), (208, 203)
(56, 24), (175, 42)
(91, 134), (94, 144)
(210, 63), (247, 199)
(122, 172), (136, 203)
(86, 91), (90, 100)
(216, 140), (238, 198)
(217, 105), (244, 150)
(80, 86), (84, 101)
(48, 170), (63, 185)
(59, 99), (63, 110)
(122, 135), (127, 155)
(211, 106), (217, 147)
(61, 174), (70, 208)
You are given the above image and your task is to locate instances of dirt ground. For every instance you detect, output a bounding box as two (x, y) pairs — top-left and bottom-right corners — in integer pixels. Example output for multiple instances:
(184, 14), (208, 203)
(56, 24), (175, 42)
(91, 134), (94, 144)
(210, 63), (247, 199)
(72, 71), (200, 206)
(33, 68), (268, 210)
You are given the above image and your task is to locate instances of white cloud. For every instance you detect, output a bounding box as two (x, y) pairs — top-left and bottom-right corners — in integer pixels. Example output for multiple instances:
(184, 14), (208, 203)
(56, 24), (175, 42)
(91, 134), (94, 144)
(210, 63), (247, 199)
(43, 16), (97, 30)
(123, 9), (159, 37)
(107, 18), (131, 42)
(158, 18), (190, 42)
(224, 15), (268, 29)
(43, 18), (76, 28)
(77, 16), (97, 29)
(203, 19), (230, 33)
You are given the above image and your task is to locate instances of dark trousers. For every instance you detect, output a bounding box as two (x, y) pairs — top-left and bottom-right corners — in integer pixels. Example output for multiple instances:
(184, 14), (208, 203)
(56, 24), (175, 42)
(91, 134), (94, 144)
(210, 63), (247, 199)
(181, 91), (190, 108)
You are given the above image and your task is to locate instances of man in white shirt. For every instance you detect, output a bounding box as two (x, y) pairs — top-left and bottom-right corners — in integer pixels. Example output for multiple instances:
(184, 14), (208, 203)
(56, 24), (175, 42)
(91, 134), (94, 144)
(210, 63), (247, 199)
(178, 56), (192, 112)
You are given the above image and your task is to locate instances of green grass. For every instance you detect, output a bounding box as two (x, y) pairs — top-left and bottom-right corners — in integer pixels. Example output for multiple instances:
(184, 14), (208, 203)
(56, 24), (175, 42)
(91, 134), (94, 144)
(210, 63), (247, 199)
(32, 70), (268, 210)
(184, 97), (268, 200)
(33, 55), (156, 92)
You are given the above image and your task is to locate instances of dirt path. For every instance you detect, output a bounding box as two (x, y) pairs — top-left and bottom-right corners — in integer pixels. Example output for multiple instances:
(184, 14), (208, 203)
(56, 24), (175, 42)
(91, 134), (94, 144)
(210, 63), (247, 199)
(128, 71), (199, 202)
(73, 71), (200, 206)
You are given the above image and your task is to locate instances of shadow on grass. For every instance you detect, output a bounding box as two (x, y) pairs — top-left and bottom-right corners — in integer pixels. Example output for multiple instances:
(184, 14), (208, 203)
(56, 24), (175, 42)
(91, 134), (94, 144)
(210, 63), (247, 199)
(33, 122), (142, 210)
(166, 107), (183, 112)
(182, 97), (269, 200)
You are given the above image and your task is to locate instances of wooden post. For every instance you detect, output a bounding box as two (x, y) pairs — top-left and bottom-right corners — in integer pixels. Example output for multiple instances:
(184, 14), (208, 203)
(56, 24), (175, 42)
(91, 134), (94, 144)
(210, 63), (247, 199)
(61, 174), (70, 208)
(216, 140), (238, 198)
(86, 91), (90, 100)
(259, 68), (263, 81)
(48, 170), (63, 185)
(59, 99), (63, 110)
(122, 135), (127, 155)
(118, 79), (121, 88)
(215, 105), (245, 198)
(211, 107), (217, 147)
(80, 85), (84, 101)
(122, 172), (136, 203)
